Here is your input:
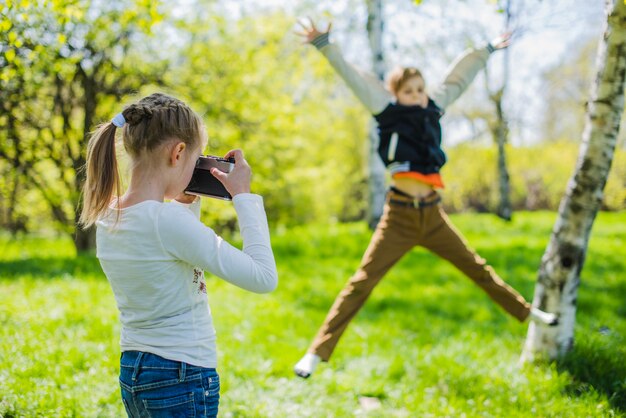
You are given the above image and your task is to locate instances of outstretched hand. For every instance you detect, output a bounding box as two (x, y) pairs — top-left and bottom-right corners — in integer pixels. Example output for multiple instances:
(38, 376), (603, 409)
(295, 17), (332, 44)
(490, 32), (512, 50)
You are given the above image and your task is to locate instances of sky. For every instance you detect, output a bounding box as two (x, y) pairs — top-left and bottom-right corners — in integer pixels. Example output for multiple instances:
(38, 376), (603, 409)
(200, 0), (608, 146)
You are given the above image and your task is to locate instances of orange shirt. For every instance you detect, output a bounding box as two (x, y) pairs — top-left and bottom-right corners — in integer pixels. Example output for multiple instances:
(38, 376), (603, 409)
(392, 171), (445, 189)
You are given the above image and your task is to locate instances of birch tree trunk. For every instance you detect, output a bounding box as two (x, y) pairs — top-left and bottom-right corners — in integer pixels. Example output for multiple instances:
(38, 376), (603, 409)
(495, 0), (512, 221)
(490, 88), (512, 221)
(521, 0), (626, 362)
(365, 0), (387, 228)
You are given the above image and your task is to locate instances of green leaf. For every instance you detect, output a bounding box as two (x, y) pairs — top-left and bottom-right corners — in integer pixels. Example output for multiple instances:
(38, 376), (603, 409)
(0, 19), (12, 32)
(5, 48), (16, 63)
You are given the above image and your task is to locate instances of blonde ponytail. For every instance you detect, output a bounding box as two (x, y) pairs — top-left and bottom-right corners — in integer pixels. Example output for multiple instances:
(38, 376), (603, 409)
(80, 93), (204, 228)
(79, 122), (121, 228)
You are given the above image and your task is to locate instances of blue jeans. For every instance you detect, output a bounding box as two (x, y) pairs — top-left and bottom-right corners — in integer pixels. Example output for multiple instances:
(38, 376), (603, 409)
(120, 351), (220, 417)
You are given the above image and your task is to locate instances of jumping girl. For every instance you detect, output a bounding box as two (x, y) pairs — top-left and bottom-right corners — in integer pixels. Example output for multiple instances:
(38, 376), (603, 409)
(294, 20), (557, 378)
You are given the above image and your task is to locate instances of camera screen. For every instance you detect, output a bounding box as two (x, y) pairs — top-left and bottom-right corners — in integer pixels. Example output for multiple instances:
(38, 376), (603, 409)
(184, 157), (233, 200)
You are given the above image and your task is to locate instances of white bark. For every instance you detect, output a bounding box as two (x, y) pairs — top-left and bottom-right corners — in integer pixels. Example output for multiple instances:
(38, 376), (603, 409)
(521, 0), (626, 362)
(365, 0), (387, 228)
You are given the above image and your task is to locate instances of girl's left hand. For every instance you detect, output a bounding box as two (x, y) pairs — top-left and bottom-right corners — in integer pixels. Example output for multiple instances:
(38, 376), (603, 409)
(490, 32), (512, 50)
(174, 193), (198, 204)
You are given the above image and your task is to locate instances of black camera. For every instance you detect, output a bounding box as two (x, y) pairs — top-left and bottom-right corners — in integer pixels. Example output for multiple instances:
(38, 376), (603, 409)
(185, 155), (235, 200)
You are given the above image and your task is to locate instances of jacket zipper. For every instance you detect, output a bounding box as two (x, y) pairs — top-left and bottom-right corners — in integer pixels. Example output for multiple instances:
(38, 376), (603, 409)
(388, 132), (399, 162)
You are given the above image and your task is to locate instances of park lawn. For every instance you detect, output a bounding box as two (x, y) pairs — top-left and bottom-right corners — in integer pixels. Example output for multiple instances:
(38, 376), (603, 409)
(0, 211), (624, 417)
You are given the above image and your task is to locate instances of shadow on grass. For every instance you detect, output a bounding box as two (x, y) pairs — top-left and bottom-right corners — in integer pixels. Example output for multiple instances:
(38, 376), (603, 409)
(558, 333), (626, 412)
(0, 255), (103, 280)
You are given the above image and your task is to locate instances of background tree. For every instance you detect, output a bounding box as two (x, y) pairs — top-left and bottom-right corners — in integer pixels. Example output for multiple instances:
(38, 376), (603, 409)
(0, 3), (55, 235)
(487, 0), (514, 221)
(1, 0), (621, 243)
(392, 0), (518, 218)
(542, 38), (626, 149)
(365, 0), (388, 228)
(0, 0), (167, 251)
(521, 0), (626, 362)
(167, 8), (368, 230)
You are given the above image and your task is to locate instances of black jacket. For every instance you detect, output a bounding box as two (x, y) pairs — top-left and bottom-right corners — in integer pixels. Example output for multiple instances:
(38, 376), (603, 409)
(374, 99), (446, 174)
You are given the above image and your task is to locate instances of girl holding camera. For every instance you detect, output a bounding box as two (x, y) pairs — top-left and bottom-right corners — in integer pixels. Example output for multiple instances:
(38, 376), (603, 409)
(81, 93), (278, 416)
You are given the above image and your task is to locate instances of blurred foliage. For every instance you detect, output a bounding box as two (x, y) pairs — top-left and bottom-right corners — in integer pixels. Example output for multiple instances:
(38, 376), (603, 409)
(542, 38), (626, 148)
(0, 0), (167, 247)
(443, 141), (625, 214)
(0, 2), (372, 241)
(164, 11), (370, 230)
(0, 1), (624, 243)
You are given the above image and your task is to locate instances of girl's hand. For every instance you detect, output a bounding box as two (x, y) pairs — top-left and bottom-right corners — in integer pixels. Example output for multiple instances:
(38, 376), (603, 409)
(174, 193), (198, 204)
(490, 32), (512, 50)
(210, 149), (251, 197)
(295, 17), (332, 44)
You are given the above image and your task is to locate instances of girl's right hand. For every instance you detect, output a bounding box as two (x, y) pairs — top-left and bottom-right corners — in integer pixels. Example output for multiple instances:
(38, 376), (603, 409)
(295, 17), (332, 44)
(210, 149), (251, 197)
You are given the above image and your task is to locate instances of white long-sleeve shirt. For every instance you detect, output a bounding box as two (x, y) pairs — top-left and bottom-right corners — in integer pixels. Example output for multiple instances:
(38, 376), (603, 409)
(96, 194), (277, 368)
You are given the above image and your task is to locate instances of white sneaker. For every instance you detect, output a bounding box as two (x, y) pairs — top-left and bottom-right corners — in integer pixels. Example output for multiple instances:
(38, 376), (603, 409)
(294, 353), (321, 379)
(529, 307), (559, 326)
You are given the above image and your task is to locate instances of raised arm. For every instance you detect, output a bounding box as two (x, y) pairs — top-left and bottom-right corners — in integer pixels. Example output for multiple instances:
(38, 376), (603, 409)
(159, 150), (277, 294)
(158, 196), (278, 294)
(296, 18), (393, 115)
(430, 33), (511, 110)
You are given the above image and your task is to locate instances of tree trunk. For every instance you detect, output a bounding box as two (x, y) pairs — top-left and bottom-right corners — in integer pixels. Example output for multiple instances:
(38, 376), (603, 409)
(365, 0), (387, 229)
(521, 0), (626, 362)
(496, 135), (511, 220)
(74, 225), (96, 251)
(7, 114), (24, 234)
(73, 70), (97, 252)
(495, 0), (512, 221)
(492, 90), (512, 221)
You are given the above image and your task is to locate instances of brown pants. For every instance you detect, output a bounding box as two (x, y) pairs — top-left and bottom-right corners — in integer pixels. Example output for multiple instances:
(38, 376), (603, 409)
(309, 192), (531, 361)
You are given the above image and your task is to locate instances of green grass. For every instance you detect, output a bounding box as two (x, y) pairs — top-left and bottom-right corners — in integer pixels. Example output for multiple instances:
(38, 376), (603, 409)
(1, 211), (625, 417)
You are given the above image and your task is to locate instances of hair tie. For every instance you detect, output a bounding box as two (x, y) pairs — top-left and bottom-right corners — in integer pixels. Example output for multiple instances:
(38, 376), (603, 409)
(112, 113), (126, 128)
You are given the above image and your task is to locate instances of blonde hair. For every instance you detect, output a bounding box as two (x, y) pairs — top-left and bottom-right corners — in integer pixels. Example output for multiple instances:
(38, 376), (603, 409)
(386, 67), (424, 95)
(80, 93), (204, 228)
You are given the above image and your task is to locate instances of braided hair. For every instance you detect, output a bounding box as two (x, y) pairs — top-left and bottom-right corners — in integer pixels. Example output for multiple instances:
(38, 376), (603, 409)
(80, 93), (205, 227)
